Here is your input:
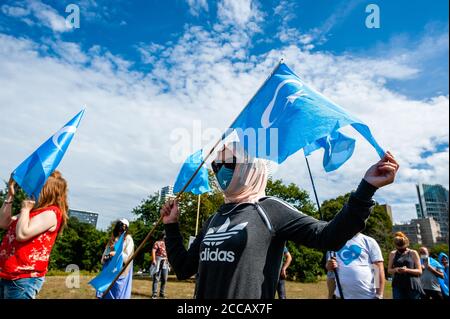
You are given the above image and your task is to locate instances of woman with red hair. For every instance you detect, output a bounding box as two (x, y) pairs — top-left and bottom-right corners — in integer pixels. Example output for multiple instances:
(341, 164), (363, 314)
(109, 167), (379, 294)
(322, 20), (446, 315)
(0, 171), (68, 299)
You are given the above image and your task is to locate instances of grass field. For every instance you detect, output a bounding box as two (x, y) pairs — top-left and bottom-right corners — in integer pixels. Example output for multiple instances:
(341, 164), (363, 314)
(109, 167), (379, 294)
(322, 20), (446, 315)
(37, 275), (393, 299)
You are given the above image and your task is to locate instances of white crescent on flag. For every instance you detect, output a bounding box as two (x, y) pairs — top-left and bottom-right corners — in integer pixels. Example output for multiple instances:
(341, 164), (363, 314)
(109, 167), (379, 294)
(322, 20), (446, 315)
(260, 78), (305, 129)
(52, 125), (77, 151)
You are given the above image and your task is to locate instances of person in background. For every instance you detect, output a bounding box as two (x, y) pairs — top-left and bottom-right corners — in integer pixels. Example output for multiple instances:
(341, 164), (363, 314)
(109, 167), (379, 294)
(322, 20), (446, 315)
(152, 232), (169, 299)
(325, 233), (385, 299)
(438, 253), (449, 299)
(388, 232), (423, 299)
(276, 246), (292, 299)
(419, 246), (445, 300)
(99, 218), (134, 299)
(0, 172), (68, 299)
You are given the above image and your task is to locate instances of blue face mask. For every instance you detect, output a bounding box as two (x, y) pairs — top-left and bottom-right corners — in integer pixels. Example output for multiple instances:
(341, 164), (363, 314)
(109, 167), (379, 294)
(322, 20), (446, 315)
(216, 166), (234, 190)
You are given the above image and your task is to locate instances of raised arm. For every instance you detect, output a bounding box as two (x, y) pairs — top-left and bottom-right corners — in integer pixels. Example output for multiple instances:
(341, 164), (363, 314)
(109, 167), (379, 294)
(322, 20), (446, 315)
(0, 178), (16, 229)
(161, 200), (206, 280)
(15, 199), (57, 242)
(264, 152), (399, 251)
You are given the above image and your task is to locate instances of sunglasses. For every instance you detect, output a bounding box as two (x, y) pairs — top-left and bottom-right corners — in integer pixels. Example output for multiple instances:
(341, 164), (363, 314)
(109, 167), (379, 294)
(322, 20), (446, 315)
(211, 156), (237, 174)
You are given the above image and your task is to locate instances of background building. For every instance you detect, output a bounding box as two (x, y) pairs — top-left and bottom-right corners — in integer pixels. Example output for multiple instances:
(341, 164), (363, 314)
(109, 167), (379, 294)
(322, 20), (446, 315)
(68, 209), (99, 228)
(393, 222), (422, 245)
(160, 185), (175, 202)
(393, 217), (442, 247)
(416, 183), (449, 243)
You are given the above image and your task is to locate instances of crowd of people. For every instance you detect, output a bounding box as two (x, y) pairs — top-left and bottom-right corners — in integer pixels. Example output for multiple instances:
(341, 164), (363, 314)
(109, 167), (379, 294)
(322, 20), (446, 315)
(0, 144), (448, 300)
(325, 231), (448, 300)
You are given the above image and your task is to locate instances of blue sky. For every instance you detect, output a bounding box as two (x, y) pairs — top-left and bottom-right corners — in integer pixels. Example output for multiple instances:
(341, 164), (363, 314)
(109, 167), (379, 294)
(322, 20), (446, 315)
(1, 0), (448, 100)
(0, 0), (448, 229)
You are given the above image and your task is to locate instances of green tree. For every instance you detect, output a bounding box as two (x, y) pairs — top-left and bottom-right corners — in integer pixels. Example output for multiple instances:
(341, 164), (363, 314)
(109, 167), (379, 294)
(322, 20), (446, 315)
(49, 217), (108, 272)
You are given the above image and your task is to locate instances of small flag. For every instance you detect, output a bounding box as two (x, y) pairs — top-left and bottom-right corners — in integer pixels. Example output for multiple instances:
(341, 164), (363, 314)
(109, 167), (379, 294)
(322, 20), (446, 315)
(12, 109), (85, 199)
(89, 233), (125, 293)
(173, 149), (212, 195)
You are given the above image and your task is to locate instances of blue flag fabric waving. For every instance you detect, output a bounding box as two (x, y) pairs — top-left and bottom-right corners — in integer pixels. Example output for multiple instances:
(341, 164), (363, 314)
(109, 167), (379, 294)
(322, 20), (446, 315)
(89, 233), (125, 293)
(173, 149), (212, 195)
(228, 63), (384, 164)
(12, 109), (85, 199)
(303, 128), (356, 172)
(438, 253), (449, 297)
(422, 256), (448, 297)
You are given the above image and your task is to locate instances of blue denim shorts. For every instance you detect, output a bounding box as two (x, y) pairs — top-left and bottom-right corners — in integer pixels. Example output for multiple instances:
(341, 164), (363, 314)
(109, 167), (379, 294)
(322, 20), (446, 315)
(0, 277), (45, 299)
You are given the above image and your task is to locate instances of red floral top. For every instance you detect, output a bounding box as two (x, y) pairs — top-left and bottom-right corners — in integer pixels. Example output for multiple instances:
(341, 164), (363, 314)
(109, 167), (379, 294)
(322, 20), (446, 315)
(153, 240), (167, 258)
(0, 206), (62, 280)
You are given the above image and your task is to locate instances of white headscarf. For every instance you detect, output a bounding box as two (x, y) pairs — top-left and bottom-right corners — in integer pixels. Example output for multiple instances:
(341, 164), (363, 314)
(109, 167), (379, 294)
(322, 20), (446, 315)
(214, 142), (268, 204)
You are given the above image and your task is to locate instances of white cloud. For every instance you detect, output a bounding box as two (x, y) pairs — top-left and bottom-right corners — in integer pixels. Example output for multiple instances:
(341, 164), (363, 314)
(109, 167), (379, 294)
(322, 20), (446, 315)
(217, 0), (263, 32)
(0, 1), (448, 229)
(1, 4), (30, 17)
(186, 0), (209, 16)
(275, 0), (364, 47)
(2, 0), (73, 33)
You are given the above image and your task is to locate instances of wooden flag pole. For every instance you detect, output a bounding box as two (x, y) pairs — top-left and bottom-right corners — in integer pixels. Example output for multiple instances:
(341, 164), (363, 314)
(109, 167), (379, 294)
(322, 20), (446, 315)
(102, 58), (285, 298)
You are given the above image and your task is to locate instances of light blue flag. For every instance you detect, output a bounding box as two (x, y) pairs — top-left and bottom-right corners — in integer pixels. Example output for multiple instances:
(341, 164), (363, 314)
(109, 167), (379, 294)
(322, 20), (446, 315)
(423, 256), (448, 297)
(303, 128), (356, 172)
(173, 149), (212, 195)
(12, 109), (85, 199)
(89, 233), (125, 293)
(228, 63), (384, 164)
(438, 253), (449, 296)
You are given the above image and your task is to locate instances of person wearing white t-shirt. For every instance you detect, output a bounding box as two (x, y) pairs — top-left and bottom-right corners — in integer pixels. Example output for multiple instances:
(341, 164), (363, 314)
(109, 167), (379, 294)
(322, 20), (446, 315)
(326, 233), (385, 299)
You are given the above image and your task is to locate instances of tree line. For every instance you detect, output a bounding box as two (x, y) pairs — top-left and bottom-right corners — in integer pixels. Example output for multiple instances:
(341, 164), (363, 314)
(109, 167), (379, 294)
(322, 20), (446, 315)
(1, 177), (445, 282)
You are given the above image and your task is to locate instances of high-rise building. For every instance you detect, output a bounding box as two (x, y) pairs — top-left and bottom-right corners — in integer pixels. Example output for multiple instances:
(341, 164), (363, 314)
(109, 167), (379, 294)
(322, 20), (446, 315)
(68, 209), (99, 228)
(160, 185), (175, 202)
(379, 204), (393, 222)
(416, 183), (449, 242)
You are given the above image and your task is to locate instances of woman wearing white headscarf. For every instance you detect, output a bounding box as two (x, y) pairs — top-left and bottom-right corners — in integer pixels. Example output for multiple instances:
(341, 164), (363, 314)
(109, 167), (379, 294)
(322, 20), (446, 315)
(161, 143), (399, 299)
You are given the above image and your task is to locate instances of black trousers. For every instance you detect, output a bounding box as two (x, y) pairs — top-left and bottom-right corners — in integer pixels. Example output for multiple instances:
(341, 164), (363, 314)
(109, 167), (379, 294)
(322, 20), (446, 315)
(422, 289), (443, 300)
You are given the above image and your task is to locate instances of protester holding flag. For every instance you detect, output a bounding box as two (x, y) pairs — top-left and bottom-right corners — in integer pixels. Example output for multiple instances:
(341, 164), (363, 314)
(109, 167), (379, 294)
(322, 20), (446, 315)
(160, 142), (399, 299)
(96, 219), (134, 299)
(325, 233), (385, 299)
(0, 171), (68, 299)
(438, 253), (449, 299)
(419, 246), (445, 300)
(388, 232), (423, 299)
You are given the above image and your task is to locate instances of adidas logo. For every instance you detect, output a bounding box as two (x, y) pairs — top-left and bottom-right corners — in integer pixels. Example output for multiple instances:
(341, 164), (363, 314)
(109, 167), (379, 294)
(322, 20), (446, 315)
(200, 218), (248, 263)
(203, 218), (248, 247)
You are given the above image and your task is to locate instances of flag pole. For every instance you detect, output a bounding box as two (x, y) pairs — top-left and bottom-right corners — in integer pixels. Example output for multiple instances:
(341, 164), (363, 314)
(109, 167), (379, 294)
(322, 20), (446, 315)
(305, 155), (322, 219)
(195, 194), (201, 236)
(304, 153), (344, 299)
(102, 58), (285, 298)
